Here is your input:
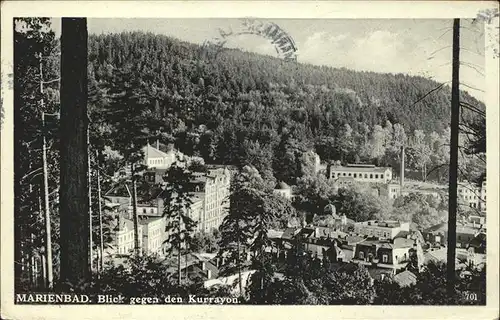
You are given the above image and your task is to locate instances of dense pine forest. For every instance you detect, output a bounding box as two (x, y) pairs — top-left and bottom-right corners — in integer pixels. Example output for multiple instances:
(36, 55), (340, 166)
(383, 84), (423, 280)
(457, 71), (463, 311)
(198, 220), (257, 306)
(87, 32), (485, 185)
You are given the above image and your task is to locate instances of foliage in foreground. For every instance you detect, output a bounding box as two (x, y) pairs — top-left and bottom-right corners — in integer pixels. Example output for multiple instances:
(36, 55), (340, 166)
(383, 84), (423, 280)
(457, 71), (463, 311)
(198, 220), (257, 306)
(245, 250), (486, 305)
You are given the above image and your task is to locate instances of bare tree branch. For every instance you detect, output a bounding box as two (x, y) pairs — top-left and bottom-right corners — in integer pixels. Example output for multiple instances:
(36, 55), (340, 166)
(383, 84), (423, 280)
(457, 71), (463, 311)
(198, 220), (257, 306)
(459, 82), (485, 92)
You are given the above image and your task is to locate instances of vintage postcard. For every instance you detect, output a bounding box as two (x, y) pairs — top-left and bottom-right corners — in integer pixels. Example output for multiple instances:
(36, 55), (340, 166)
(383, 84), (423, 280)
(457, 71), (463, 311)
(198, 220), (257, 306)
(1, 1), (499, 320)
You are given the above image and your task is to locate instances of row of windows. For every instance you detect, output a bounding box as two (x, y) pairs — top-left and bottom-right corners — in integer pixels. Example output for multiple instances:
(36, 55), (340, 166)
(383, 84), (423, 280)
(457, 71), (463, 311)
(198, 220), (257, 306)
(459, 187), (486, 195)
(118, 227), (162, 242)
(358, 251), (389, 263)
(462, 194), (479, 201)
(204, 218), (221, 231)
(334, 172), (388, 179)
(118, 244), (134, 254)
(357, 228), (391, 239)
(149, 158), (165, 165)
(357, 251), (407, 264)
(118, 233), (134, 243)
(149, 238), (162, 251)
(206, 207), (225, 219)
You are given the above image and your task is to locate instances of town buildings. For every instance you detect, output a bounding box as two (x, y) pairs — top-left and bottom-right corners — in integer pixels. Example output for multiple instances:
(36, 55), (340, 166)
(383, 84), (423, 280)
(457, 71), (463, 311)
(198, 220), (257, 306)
(422, 221), (484, 249)
(104, 183), (162, 219)
(104, 210), (168, 257)
(104, 149), (232, 257)
(267, 220), (425, 279)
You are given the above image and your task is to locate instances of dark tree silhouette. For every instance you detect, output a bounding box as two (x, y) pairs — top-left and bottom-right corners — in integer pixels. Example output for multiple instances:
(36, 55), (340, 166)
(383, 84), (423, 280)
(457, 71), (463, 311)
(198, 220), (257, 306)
(59, 18), (90, 287)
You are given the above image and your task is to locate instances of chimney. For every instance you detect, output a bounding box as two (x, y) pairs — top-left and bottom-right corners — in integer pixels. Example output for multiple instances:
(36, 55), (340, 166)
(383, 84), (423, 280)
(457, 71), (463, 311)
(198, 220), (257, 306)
(200, 261), (206, 270)
(156, 139), (160, 150)
(341, 214), (347, 225)
(206, 269), (212, 279)
(400, 145), (405, 188)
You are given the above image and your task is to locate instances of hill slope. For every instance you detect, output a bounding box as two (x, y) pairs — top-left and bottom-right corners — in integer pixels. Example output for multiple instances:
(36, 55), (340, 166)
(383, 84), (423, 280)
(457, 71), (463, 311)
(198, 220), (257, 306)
(88, 32), (485, 183)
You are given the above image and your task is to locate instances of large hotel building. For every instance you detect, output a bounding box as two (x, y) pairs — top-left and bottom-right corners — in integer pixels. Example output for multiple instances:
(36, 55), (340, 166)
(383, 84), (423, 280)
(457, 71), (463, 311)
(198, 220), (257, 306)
(329, 163), (393, 183)
(105, 144), (232, 256)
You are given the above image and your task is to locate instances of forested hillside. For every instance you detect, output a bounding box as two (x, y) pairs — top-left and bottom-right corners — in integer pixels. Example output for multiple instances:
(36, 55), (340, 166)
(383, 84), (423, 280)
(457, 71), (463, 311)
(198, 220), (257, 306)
(88, 32), (485, 184)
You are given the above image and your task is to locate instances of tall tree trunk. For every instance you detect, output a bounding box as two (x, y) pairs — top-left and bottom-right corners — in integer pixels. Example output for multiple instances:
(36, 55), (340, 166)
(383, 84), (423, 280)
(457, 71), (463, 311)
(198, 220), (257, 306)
(88, 144), (93, 274)
(177, 212), (182, 285)
(13, 26), (26, 290)
(30, 234), (36, 287)
(40, 52), (54, 289)
(38, 195), (47, 287)
(59, 18), (90, 287)
(131, 163), (141, 256)
(42, 111), (53, 289)
(185, 241), (188, 281)
(237, 219), (242, 296)
(447, 18), (460, 294)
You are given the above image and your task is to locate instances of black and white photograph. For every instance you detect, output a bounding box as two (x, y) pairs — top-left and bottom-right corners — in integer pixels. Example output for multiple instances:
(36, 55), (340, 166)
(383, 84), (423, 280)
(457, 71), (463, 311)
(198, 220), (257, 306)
(1, 1), (499, 319)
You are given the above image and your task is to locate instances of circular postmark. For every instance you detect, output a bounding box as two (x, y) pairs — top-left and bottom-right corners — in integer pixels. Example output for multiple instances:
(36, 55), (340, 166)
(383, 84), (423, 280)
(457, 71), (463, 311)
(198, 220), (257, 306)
(201, 18), (298, 62)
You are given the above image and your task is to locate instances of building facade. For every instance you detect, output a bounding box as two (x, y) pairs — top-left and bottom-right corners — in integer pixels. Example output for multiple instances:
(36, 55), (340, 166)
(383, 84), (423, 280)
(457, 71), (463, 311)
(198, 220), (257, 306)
(140, 216), (165, 255)
(192, 168), (231, 232)
(187, 195), (206, 233)
(329, 164), (393, 183)
(422, 220), (484, 248)
(457, 181), (486, 211)
(353, 220), (410, 240)
(480, 181), (486, 212)
(110, 215), (143, 256)
(379, 183), (401, 199)
(143, 143), (184, 170)
(352, 236), (422, 275)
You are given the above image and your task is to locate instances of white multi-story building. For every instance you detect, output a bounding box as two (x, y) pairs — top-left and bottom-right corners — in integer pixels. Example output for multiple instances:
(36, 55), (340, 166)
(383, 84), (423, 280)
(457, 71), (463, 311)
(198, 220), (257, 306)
(186, 195), (206, 233)
(329, 164), (393, 184)
(110, 215), (143, 256)
(143, 143), (185, 170)
(353, 220), (410, 240)
(458, 181), (486, 211)
(105, 183), (161, 219)
(108, 215), (167, 257)
(191, 167), (231, 232)
(140, 216), (165, 255)
(480, 181), (486, 212)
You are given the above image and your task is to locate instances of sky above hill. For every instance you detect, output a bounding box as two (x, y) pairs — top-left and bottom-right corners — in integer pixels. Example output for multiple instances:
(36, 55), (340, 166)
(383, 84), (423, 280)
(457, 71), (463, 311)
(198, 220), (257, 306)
(50, 18), (486, 101)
